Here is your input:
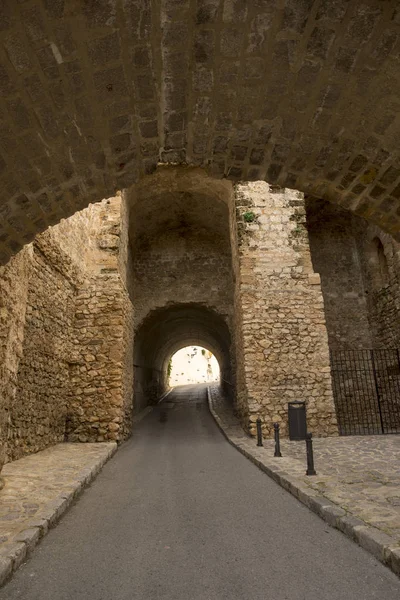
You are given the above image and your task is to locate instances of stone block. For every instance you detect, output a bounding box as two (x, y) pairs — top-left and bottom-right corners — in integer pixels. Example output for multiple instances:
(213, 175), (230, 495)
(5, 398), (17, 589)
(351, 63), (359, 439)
(0, 557), (12, 587)
(354, 526), (394, 562)
(308, 273), (321, 285)
(0, 543), (27, 571)
(13, 528), (40, 552)
(384, 545), (400, 576)
(87, 32), (121, 67)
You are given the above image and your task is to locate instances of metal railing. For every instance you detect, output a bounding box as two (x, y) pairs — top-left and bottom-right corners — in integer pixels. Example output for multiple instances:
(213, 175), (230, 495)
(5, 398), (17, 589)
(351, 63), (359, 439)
(330, 349), (400, 435)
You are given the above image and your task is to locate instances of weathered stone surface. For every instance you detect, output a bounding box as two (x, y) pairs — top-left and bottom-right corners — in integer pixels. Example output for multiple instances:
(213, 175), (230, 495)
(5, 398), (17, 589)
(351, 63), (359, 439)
(232, 182), (338, 437)
(13, 528), (40, 552)
(0, 251), (30, 468)
(66, 197), (134, 444)
(307, 199), (400, 350)
(129, 169), (234, 328)
(128, 168), (235, 410)
(0, 442), (116, 586)
(2, 163), (400, 466)
(0, 2), (399, 264)
(0, 196), (134, 466)
(0, 543), (27, 572)
(0, 558), (12, 588)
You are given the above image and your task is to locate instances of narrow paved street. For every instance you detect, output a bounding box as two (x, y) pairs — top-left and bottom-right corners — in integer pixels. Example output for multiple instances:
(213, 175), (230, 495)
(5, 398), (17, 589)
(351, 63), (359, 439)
(1, 385), (399, 600)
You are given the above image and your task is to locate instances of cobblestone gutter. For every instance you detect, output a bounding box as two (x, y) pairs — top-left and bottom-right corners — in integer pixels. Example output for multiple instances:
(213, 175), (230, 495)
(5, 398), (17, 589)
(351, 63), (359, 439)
(208, 386), (400, 578)
(0, 443), (117, 587)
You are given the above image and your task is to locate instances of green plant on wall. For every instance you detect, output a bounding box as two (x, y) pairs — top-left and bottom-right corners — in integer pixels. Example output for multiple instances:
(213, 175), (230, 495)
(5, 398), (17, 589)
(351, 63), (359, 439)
(243, 211), (256, 223)
(292, 223), (303, 236)
(167, 358), (172, 379)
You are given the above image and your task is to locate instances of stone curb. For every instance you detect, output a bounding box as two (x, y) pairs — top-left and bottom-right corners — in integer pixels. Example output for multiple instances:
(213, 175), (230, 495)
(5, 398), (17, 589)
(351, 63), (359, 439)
(207, 388), (400, 578)
(0, 442), (117, 588)
(158, 389), (172, 403)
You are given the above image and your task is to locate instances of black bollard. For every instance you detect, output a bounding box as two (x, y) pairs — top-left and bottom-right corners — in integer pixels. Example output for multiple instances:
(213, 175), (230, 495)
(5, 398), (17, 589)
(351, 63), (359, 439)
(273, 422), (282, 457)
(305, 432), (317, 476)
(256, 417), (263, 447)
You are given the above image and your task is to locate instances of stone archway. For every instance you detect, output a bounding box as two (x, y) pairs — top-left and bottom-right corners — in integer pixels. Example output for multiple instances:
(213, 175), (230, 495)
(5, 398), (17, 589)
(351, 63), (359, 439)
(133, 303), (234, 411)
(1, 2), (400, 265)
(0, 164), (344, 474)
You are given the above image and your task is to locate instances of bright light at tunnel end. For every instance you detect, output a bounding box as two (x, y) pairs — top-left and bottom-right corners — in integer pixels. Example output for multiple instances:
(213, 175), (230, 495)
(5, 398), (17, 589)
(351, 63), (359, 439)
(169, 346), (220, 387)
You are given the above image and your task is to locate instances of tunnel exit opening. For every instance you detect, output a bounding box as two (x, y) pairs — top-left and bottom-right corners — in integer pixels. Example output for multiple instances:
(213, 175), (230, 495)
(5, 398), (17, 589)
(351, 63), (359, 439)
(127, 168), (238, 417)
(168, 346), (220, 388)
(132, 303), (234, 414)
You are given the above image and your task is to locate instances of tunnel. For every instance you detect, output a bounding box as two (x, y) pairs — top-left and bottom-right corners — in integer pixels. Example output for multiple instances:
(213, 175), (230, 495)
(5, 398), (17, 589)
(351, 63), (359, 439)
(133, 303), (234, 412)
(1, 2), (400, 464)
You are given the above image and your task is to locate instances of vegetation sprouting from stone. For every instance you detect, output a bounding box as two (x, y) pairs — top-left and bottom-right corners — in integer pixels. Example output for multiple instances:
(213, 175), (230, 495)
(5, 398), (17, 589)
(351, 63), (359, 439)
(243, 211), (257, 223)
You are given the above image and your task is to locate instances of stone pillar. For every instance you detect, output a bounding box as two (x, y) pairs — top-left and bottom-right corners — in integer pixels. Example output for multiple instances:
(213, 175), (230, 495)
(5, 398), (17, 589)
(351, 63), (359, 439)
(233, 182), (337, 438)
(67, 197), (134, 443)
(68, 273), (133, 442)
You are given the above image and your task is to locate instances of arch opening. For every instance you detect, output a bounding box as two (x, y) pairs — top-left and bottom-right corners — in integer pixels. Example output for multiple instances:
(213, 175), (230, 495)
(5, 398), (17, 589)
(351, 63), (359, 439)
(133, 304), (233, 412)
(127, 167), (237, 415)
(1, 2), (400, 263)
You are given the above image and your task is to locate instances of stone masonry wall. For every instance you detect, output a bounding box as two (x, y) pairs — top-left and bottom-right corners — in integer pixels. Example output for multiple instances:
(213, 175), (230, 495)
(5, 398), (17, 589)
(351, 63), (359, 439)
(0, 209), (93, 463)
(129, 179), (236, 408)
(67, 196), (134, 443)
(233, 182), (338, 438)
(3, 1), (400, 268)
(228, 187), (249, 422)
(306, 199), (372, 350)
(354, 224), (400, 348)
(306, 199), (400, 350)
(0, 195), (134, 466)
(8, 232), (80, 460)
(305, 200), (400, 435)
(133, 234), (234, 328)
(3, 204), (102, 461)
(0, 249), (30, 468)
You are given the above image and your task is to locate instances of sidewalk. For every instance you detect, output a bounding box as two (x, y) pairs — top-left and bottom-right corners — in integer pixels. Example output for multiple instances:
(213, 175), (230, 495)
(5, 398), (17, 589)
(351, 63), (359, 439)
(208, 385), (400, 577)
(0, 443), (116, 585)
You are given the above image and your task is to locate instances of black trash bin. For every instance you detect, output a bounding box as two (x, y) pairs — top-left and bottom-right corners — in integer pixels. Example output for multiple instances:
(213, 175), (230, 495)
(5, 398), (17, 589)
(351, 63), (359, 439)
(288, 401), (307, 440)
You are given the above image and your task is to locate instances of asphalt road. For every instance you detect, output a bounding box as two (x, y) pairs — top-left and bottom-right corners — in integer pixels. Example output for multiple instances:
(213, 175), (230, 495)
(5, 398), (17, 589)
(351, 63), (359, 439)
(1, 384), (399, 600)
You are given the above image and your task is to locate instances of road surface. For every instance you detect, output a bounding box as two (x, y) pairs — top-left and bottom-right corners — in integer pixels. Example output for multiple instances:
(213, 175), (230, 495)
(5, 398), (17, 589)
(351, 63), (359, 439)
(1, 384), (399, 599)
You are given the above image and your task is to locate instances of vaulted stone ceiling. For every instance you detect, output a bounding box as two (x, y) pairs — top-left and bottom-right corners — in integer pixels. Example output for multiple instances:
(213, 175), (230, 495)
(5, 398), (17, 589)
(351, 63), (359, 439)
(1, 1), (400, 263)
(130, 190), (231, 250)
